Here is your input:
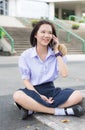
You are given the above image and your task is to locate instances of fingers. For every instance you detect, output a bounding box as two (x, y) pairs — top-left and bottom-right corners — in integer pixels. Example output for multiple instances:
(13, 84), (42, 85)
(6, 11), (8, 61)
(52, 35), (59, 45)
(48, 97), (54, 104)
(52, 35), (67, 56)
(52, 35), (60, 52)
(40, 95), (54, 104)
(44, 97), (54, 104)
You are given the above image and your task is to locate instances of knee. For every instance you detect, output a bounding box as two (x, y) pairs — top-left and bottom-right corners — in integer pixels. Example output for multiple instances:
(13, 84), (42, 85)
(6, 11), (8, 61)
(13, 91), (22, 102)
(74, 90), (83, 102)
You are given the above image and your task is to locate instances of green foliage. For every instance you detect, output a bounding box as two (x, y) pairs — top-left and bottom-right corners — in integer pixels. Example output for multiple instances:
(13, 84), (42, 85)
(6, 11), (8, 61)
(83, 16), (85, 19)
(79, 19), (85, 23)
(72, 23), (80, 29)
(31, 19), (39, 27)
(0, 29), (6, 39)
(70, 16), (75, 21)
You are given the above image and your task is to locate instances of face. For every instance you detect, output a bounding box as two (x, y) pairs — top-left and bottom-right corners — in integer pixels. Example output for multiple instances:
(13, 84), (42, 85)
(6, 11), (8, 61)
(35, 24), (53, 47)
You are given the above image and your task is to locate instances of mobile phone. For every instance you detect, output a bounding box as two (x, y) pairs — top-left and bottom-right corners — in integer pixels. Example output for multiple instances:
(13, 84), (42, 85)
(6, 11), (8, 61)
(49, 39), (57, 50)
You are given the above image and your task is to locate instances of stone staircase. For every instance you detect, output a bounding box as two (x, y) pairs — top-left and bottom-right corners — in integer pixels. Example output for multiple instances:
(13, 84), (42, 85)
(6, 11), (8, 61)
(1, 23), (85, 56)
(57, 29), (85, 54)
(3, 26), (32, 55)
(0, 15), (85, 56)
(54, 19), (85, 54)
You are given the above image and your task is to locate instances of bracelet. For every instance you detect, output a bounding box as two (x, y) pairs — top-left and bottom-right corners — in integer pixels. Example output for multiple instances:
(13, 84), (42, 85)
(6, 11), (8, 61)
(55, 52), (63, 57)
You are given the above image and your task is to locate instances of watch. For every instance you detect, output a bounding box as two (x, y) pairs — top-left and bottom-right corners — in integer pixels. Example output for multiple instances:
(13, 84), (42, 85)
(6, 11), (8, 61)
(55, 52), (62, 57)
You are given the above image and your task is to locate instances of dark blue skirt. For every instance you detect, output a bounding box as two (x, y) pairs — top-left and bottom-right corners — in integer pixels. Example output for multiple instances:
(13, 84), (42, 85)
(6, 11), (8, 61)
(19, 82), (74, 108)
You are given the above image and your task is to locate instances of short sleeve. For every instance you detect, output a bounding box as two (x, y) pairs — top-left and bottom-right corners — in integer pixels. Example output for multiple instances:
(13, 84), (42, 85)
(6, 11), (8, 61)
(18, 55), (31, 80)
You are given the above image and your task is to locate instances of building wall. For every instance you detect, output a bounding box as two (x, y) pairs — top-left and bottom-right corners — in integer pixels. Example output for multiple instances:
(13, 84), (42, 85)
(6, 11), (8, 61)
(8, 0), (49, 18)
(54, 0), (85, 19)
(34, 0), (73, 1)
(8, 0), (16, 16)
(6, 0), (85, 19)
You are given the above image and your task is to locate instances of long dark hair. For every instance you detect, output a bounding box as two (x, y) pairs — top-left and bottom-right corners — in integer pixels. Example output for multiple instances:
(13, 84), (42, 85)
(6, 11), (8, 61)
(30, 20), (57, 48)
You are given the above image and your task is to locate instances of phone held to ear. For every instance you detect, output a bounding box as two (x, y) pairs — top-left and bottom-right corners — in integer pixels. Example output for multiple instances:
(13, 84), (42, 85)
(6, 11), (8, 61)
(50, 39), (57, 50)
(49, 39), (67, 56)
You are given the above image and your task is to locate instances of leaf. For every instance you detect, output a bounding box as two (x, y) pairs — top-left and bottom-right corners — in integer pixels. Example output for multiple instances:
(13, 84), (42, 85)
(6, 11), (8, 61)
(60, 119), (70, 123)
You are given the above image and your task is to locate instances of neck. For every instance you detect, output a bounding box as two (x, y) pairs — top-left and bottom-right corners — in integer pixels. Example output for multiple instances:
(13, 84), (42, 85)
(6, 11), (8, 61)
(37, 45), (48, 54)
(36, 45), (48, 61)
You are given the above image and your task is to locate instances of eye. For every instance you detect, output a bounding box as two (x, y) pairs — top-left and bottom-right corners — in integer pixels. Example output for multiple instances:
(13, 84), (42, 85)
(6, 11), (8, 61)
(49, 31), (52, 34)
(41, 31), (45, 33)
(41, 31), (52, 35)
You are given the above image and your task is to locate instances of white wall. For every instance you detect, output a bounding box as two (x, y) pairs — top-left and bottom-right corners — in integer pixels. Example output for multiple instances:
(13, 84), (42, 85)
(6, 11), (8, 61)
(48, 2), (55, 20)
(34, 0), (76, 1)
(8, 0), (85, 19)
(8, 0), (49, 18)
(21, 0), (49, 18)
(8, 0), (16, 16)
(75, 5), (82, 17)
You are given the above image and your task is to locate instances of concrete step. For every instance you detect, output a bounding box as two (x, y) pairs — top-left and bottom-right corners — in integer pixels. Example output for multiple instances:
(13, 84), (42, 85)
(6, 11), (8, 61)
(34, 112), (85, 130)
(2, 26), (32, 55)
(33, 90), (85, 130)
(1, 24), (85, 55)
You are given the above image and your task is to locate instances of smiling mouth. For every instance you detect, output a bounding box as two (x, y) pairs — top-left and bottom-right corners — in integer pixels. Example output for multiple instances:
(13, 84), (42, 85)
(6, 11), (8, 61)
(43, 39), (50, 42)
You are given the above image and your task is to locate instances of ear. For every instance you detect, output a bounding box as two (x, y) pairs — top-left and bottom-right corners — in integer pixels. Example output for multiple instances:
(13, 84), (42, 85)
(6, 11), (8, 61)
(34, 34), (37, 38)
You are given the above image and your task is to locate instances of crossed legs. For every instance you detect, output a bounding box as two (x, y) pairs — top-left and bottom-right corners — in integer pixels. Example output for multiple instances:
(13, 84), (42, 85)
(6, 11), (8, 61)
(13, 90), (83, 115)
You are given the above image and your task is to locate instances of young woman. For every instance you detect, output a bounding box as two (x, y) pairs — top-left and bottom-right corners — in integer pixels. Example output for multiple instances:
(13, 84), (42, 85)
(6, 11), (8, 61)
(13, 20), (84, 120)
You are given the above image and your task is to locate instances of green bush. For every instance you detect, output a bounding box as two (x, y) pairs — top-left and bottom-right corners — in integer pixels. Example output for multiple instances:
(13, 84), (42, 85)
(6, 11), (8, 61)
(31, 19), (39, 27)
(83, 16), (85, 19)
(72, 23), (80, 29)
(79, 19), (85, 23)
(0, 29), (5, 39)
(70, 16), (75, 21)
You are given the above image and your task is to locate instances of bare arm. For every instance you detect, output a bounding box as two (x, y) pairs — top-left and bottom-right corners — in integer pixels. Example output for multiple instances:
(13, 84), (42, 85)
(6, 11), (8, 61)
(53, 35), (68, 77)
(23, 79), (38, 93)
(23, 79), (54, 103)
(56, 56), (68, 77)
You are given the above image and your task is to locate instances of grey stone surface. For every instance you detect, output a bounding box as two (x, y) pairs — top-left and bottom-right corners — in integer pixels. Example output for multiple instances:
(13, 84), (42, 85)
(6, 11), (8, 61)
(0, 55), (85, 130)
(34, 113), (85, 130)
(0, 56), (52, 130)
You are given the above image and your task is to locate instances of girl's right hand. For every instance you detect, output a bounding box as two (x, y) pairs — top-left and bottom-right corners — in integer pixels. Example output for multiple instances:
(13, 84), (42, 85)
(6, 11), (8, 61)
(40, 95), (54, 104)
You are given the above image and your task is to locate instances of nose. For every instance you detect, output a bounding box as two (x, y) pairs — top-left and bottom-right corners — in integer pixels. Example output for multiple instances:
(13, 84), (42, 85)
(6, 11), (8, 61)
(44, 32), (51, 37)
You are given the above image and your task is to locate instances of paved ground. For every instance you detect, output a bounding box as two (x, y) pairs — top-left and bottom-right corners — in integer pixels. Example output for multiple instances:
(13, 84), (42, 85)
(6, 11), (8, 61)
(0, 55), (85, 130)
(0, 15), (25, 27)
(0, 56), (52, 130)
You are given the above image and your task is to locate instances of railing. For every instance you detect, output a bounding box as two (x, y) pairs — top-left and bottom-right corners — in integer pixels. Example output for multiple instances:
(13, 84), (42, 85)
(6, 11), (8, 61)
(0, 27), (14, 53)
(53, 17), (85, 52)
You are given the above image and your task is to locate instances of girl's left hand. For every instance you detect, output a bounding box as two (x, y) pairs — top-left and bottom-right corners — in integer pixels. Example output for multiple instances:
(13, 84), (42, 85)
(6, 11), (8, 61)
(52, 35), (60, 53)
(52, 35), (67, 56)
